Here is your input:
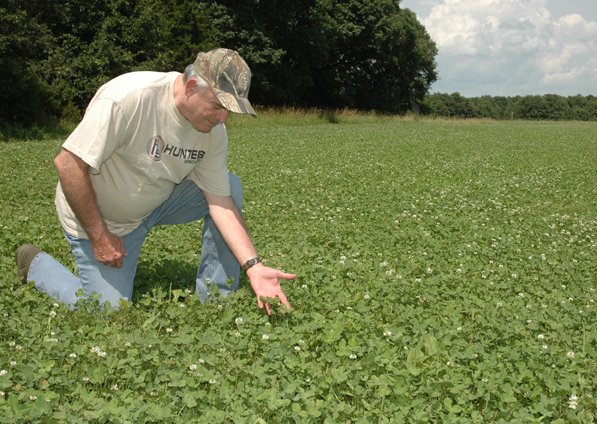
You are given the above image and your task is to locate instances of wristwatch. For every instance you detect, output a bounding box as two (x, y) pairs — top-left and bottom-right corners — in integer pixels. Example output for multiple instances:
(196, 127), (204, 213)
(241, 257), (261, 272)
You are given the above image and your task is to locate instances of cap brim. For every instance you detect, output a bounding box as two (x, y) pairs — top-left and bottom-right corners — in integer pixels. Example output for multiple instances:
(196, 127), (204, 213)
(215, 90), (256, 117)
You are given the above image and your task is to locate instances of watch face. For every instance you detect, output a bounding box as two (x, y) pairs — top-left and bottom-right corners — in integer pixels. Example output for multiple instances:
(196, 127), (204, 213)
(243, 257), (260, 271)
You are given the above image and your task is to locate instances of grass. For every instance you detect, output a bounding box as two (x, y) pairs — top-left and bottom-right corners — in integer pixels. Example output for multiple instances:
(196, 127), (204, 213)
(0, 113), (596, 422)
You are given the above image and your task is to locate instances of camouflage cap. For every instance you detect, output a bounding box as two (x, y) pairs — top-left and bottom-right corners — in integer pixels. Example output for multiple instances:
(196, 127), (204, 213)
(192, 48), (256, 116)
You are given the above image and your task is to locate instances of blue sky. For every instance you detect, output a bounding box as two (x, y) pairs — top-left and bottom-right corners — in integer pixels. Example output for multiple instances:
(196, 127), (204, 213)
(401, 0), (597, 96)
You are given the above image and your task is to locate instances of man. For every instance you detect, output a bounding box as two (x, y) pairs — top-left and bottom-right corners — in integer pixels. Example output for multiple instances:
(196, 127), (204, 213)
(15, 48), (294, 314)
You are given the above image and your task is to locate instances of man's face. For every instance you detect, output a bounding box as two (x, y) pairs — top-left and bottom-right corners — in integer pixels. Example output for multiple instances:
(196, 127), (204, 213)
(184, 81), (230, 133)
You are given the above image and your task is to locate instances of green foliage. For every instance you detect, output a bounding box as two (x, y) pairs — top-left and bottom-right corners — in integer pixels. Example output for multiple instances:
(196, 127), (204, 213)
(1, 116), (596, 421)
(2, 0), (437, 124)
(423, 93), (597, 121)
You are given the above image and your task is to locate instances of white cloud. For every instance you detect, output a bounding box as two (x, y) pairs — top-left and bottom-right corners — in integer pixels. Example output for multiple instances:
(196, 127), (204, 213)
(409, 0), (597, 95)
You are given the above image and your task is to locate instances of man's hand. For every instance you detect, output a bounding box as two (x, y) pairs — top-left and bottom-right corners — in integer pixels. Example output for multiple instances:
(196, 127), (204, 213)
(246, 263), (296, 314)
(91, 231), (127, 268)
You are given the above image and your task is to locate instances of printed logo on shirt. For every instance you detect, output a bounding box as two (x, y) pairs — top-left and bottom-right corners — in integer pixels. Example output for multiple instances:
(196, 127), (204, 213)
(146, 135), (206, 164)
(147, 136), (165, 161)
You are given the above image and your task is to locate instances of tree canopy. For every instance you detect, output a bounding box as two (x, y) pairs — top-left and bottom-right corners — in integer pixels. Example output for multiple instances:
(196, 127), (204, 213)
(1, 0), (438, 124)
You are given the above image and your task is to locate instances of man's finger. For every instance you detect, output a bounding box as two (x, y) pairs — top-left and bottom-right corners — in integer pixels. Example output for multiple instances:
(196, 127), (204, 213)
(278, 272), (297, 280)
(278, 292), (291, 310)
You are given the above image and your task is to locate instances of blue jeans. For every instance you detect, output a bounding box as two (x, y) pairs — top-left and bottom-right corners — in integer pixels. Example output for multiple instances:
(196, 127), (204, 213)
(27, 174), (242, 308)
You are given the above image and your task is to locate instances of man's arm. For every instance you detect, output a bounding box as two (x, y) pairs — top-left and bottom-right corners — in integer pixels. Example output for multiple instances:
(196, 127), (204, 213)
(203, 192), (295, 313)
(54, 148), (126, 267)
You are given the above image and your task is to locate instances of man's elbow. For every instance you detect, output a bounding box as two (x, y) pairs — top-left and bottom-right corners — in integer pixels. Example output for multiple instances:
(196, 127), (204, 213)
(54, 149), (86, 176)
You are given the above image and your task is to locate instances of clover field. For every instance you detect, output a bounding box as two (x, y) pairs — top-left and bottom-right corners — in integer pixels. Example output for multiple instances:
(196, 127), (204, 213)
(1, 115), (596, 423)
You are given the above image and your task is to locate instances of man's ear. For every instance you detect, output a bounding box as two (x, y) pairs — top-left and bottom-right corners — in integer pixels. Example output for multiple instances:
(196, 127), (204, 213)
(184, 78), (199, 97)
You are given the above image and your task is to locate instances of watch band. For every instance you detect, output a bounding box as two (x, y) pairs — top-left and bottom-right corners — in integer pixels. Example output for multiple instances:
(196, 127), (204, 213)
(241, 257), (261, 272)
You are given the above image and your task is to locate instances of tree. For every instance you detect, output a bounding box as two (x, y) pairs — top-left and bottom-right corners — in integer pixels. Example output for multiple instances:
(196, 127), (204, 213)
(0, 0), (53, 124)
(212, 0), (438, 113)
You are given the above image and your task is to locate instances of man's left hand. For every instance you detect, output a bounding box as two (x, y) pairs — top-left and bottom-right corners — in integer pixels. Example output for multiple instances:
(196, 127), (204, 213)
(246, 263), (296, 314)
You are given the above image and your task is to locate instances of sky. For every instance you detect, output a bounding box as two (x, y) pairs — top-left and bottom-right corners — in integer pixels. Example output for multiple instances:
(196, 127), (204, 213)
(400, 0), (597, 97)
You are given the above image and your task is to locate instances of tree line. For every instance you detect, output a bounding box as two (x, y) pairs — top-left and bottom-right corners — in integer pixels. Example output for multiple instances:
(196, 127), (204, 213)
(422, 93), (597, 121)
(2, 0), (594, 126)
(1, 0), (437, 125)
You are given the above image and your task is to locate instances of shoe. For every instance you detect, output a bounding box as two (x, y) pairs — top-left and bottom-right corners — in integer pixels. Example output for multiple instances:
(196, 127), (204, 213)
(16, 244), (42, 283)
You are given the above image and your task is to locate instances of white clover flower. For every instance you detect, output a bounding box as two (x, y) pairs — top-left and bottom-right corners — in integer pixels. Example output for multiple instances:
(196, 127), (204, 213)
(209, 379), (217, 384)
(567, 351), (575, 359)
(301, 284), (308, 289)
(542, 345), (548, 350)
(298, 339), (306, 345)
(82, 377), (90, 382)
(69, 353), (77, 359)
(124, 342), (132, 347)
(198, 358), (205, 364)
(9, 361), (16, 367)
(496, 302), (503, 307)
(294, 346), (301, 352)
(29, 395), (37, 401)
(235, 317), (244, 325)
(8, 341), (15, 347)
(426, 267), (433, 275)
(349, 354), (357, 360)
(456, 327), (462, 332)
(189, 364), (197, 371)
(380, 261), (388, 267)
(234, 331), (241, 337)
(383, 330), (392, 337)
(53, 303), (59, 308)
(363, 293), (370, 300)
(111, 384), (119, 391)
(262, 334), (270, 341)
(49, 311), (57, 318)
(537, 334), (545, 340)
(0, 370), (7, 376)
(166, 328), (173, 333)
(568, 394), (578, 409)
(0, 391), (4, 397)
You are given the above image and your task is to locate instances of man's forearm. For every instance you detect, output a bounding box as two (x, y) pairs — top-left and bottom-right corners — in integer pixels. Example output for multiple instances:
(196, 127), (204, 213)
(54, 149), (108, 241)
(204, 193), (258, 266)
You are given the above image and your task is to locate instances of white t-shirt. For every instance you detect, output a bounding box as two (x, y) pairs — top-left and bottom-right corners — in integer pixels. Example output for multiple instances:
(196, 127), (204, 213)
(55, 71), (230, 238)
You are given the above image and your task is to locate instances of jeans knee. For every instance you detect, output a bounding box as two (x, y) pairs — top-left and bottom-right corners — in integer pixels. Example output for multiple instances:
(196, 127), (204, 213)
(229, 173), (243, 208)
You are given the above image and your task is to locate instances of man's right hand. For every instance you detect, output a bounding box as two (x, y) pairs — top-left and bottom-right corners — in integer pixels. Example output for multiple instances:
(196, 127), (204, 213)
(91, 231), (127, 267)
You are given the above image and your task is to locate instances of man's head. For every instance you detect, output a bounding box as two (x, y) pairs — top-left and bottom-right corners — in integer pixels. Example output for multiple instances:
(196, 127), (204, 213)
(184, 48), (256, 117)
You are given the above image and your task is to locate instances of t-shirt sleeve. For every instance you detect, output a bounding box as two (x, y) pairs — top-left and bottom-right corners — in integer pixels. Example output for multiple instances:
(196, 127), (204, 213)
(188, 124), (231, 196)
(61, 98), (129, 174)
